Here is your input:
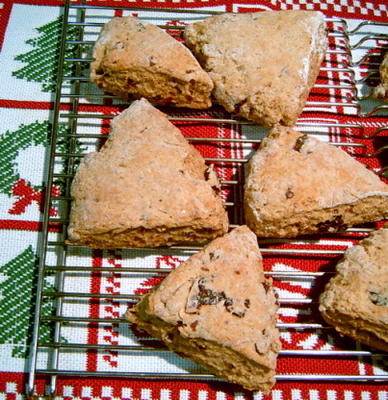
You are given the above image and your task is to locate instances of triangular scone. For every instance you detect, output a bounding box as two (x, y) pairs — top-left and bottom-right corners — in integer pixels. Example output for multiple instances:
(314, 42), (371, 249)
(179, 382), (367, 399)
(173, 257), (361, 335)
(67, 99), (228, 248)
(184, 11), (327, 127)
(319, 228), (388, 351)
(126, 226), (280, 392)
(91, 16), (213, 108)
(244, 126), (388, 238)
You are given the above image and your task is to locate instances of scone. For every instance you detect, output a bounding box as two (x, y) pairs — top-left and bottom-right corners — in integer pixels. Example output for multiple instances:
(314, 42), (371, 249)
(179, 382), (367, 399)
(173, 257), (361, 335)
(184, 11), (327, 127)
(319, 228), (388, 351)
(244, 126), (388, 238)
(91, 16), (213, 108)
(67, 98), (228, 248)
(373, 52), (388, 101)
(126, 226), (281, 393)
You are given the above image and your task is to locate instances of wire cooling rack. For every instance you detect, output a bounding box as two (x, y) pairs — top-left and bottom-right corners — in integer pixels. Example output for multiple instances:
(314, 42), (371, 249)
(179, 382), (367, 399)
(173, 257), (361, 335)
(27, 1), (387, 398)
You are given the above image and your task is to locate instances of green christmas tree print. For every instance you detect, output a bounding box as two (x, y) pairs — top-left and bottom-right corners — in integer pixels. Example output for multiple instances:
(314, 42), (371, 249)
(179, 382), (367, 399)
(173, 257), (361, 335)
(12, 16), (79, 92)
(0, 246), (54, 358)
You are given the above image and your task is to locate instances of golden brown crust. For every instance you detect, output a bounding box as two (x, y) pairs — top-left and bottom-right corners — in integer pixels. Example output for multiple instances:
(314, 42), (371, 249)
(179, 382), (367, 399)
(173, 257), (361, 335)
(184, 11), (327, 127)
(319, 228), (388, 351)
(91, 16), (213, 108)
(244, 126), (388, 237)
(67, 98), (228, 248)
(126, 226), (280, 392)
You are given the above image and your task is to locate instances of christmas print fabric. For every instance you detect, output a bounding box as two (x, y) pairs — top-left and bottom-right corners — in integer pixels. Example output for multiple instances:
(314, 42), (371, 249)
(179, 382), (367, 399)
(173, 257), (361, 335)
(0, 1), (387, 399)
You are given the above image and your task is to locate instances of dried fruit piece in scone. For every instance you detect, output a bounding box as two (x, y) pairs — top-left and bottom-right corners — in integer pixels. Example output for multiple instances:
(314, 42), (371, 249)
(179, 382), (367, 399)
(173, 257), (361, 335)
(244, 125), (388, 237)
(91, 16), (213, 108)
(67, 98), (228, 248)
(126, 226), (281, 393)
(319, 228), (388, 351)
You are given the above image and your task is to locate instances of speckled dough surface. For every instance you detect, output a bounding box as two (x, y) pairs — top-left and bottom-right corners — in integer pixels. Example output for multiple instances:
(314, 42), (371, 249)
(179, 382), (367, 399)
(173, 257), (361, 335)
(244, 126), (388, 237)
(67, 98), (228, 248)
(184, 11), (327, 127)
(319, 228), (388, 351)
(126, 226), (281, 392)
(373, 52), (388, 100)
(91, 16), (213, 108)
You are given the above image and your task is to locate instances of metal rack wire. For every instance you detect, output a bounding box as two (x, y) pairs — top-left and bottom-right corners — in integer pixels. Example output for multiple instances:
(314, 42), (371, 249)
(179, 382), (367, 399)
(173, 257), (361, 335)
(27, 1), (387, 398)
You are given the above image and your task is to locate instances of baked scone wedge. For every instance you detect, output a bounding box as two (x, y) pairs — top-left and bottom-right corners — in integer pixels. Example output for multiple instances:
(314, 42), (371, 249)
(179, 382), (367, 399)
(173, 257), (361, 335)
(184, 11), (327, 127)
(126, 225), (281, 392)
(319, 228), (388, 351)
(67, 98), (228, 248)
(373, 52), (388, 101)
(244, 126), (388, 238)
(91, 16), (213, 108)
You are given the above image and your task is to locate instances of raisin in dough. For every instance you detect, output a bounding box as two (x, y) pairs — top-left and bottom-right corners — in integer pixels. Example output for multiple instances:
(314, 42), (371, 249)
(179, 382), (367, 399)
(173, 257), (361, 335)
(244, 126), (388, 238)
(126, 226), (281, 393)
(67, 98), (228, 248)
(91, 16), (213, 108)
(184, 11), (327, 127)
(319, 228), (388, 351)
